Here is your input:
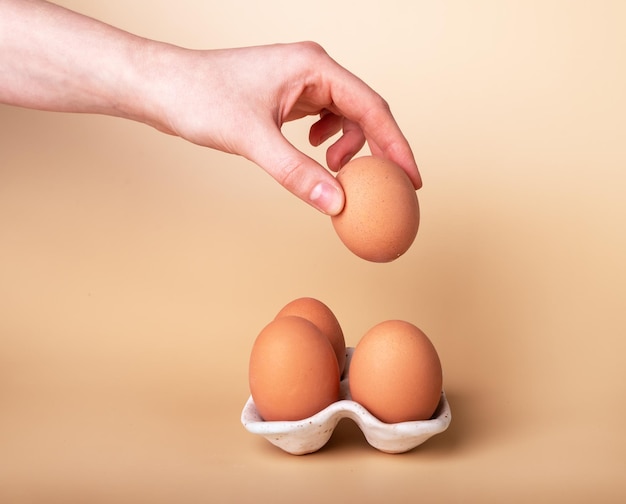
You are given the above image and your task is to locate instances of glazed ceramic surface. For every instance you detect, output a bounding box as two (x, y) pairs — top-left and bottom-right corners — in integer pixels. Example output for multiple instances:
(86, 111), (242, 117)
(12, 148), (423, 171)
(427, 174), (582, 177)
(241, 348), (451, 455)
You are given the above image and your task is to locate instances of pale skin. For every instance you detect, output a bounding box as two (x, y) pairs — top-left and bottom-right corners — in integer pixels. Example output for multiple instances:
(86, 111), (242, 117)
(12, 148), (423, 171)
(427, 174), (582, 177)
(0, 0), (421, 215)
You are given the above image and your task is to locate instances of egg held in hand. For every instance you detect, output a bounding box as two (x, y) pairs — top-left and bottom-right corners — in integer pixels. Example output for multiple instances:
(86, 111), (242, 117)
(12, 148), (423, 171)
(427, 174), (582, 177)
(248, 316), (341, 421)
(274, 297), (346, 375)
(331, 156), (419, 263)
(349, 320), (443, 423)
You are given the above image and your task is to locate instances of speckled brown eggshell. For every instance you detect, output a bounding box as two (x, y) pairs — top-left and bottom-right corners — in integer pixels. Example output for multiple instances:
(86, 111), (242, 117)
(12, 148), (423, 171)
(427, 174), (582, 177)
(274, 297), (346, 375)
(331, 156), (419, 263)
(249, 316), (341, 422)
(349, 320), (443, 423)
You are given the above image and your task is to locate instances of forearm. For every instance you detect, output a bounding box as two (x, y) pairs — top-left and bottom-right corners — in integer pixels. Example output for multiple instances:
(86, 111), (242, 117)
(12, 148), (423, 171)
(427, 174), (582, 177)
(0, 0), (155, 122)
(0, 0), (420, 214)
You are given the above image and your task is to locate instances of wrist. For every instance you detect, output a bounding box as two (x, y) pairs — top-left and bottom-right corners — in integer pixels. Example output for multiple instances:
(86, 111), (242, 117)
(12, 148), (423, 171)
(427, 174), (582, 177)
(119, 39), (191, 136)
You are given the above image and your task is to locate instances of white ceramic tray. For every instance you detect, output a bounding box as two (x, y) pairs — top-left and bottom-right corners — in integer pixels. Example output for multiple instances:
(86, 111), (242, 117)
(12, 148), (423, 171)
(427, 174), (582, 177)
(241, 347), (451, 455)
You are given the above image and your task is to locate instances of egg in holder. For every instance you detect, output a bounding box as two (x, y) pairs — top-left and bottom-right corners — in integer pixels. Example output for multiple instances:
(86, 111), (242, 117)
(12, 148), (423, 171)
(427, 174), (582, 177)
(241, 347), (451, 455)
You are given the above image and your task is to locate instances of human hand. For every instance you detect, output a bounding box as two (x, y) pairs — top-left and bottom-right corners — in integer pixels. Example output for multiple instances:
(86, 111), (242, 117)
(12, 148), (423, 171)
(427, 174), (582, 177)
(0, 0), (418, 215)
(138, 42), (421, 215)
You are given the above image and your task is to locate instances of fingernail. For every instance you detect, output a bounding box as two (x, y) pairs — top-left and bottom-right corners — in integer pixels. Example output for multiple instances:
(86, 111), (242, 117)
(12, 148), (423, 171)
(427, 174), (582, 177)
(310, 182), (344, 215)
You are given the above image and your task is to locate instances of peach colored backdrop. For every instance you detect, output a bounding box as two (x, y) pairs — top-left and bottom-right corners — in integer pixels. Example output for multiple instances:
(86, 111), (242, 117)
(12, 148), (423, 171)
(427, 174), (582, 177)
(1, 1), (625, 502)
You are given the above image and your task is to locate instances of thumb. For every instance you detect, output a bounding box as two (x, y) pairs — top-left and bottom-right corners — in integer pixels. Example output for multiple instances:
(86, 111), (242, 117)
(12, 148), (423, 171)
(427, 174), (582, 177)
(247, 129), (345, 216)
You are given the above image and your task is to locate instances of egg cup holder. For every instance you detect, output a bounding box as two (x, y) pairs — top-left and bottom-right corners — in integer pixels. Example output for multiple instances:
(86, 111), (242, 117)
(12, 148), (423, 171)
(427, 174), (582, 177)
(241, 347), (451, 455)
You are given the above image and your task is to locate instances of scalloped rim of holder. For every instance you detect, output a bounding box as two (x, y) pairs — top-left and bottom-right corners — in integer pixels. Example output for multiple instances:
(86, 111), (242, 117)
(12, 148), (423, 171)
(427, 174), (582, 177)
(241, 347), (451, 455)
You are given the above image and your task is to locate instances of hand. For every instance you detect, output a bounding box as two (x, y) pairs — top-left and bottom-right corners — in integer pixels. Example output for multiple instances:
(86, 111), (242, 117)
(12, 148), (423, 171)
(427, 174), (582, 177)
(137, 42), (421, 215)
(0, 1), (420, 215)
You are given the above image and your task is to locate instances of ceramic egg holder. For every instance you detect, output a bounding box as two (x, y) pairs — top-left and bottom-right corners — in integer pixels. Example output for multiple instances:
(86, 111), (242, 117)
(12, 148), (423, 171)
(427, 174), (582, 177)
(241, 347), (451, 455)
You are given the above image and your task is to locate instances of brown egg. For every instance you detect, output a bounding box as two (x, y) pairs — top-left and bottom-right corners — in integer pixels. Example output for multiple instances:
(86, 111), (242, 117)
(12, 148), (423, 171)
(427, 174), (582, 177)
(275, 297), (346, 375)
(331, 156), (419, 262)
(249, 316), (340, 421)
(349, 320), (442, 423)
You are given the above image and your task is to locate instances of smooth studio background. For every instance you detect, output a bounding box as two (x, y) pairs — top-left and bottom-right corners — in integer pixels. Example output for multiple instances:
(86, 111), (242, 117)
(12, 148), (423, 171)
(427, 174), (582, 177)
(1, 1), (625, 502)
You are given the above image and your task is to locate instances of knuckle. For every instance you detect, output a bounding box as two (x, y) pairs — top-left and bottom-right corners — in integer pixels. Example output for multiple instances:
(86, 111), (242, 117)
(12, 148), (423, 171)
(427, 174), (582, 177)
(275, 155), (308, 191)
(296, 40), (327, 55)
(288, 41), (328, 65)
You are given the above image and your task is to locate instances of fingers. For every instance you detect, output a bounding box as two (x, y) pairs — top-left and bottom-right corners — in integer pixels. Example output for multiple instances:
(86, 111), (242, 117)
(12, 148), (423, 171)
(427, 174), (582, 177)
(326, 69), (422, 189)
(309, 110), (342, 147)
(247, 124), (345, 216)
(310, 113), (367, 171)
(306, 69), (421, 189)
(360, 105), (422, 190)
(325, 118), (366, 171)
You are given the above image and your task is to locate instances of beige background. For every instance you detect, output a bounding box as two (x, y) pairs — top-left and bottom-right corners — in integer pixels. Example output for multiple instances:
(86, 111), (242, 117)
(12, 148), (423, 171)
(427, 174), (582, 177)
(1, 0), (625, 502)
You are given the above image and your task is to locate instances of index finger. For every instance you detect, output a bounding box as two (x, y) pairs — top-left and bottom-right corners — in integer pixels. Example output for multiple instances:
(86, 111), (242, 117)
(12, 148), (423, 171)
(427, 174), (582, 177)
(326, 66), (422, 189)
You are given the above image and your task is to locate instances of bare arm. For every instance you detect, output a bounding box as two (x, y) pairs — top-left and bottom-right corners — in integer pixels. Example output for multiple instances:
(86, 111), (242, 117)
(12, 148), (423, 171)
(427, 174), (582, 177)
(0, 0), (420, 215)
(0, 0), (151, 118)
